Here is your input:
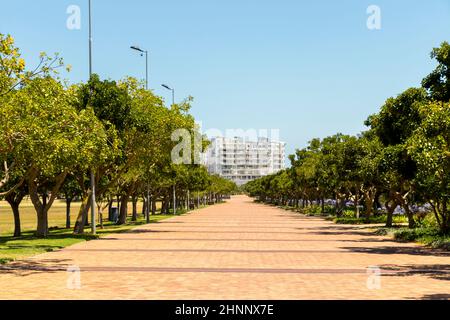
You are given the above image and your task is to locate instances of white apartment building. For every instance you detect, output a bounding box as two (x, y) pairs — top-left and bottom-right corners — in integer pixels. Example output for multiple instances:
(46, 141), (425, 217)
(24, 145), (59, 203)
(205, 137), (286, 186)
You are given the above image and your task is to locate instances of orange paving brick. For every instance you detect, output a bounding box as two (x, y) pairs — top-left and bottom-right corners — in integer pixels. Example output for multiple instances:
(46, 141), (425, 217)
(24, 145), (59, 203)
(0, 195), (449, 300)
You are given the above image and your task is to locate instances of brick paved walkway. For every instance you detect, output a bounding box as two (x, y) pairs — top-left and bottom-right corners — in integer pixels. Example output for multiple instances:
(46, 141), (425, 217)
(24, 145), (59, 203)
(0, 196), (449, 300)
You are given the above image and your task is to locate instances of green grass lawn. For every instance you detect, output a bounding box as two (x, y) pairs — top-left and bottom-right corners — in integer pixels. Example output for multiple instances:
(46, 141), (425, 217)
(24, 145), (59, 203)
(1, 199), (80, 235)
(0, 199), (163, 235)
(0, 199), (183, 264)
(0, 214), (184, 264)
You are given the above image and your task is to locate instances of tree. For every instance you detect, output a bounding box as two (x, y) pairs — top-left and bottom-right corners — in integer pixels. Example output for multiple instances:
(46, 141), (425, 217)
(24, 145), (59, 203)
(422, 42), (450, 102)
(0, 34), (64, 195)
(8, 77), (111, 237)
(245, 43), (450, 236)
(408, 102), (450, 233)
(356, 133), (383, 221)
(0, 33), (239, 240)
(366, 88), (428, 228)
(72, 75), (126, 232)
(0, 34), (25, 96)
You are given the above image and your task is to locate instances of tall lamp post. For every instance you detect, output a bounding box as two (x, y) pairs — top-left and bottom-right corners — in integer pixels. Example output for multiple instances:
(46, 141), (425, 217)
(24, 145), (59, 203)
(88, 0), (96, 235)
(161, 84), (175, 106)
(130, 45), (151, 223)
(130, 46), (149, 89)
(162, 84), (176, 214)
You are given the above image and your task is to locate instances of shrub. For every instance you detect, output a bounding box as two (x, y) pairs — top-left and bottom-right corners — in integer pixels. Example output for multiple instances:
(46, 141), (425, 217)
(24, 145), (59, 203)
(392, 227), (450, 250)
(299, 205), (325, 216)
(335, 215), (408, 225)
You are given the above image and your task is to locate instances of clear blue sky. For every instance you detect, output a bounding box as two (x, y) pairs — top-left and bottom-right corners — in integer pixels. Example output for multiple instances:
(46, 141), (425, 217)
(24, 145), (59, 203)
(2, 0), (450, 161)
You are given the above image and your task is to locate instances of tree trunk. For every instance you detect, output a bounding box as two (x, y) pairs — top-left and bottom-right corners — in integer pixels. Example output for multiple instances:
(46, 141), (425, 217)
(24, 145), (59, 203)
(336, 193), (346, 218)
(98, 204), (104, 230)
(404, 205), (416, 229)
(142, 196), (147, 217)
(146, 197), (150, 223)
(118, 193), (130, 225)
(12, 203), (21, 237)
(131, 196), (138, 222)
(394, 191), (416, 229)
(36, 207), (49, 238)
(165, 197), (170, 214)
(161, 198), (167, 214)
(28, 169), (67, 238)
(108, 199), (113, 218)
(152, 198), (157, 215)
(38, 191), (49, 237)
(65, 197), (72, 229)
(442, 201), (449, 234)
(74, 194), (91, 234)
(5, 191), (25, 238)
(354, 192), (360, 219)
(187, 190), (190, 211)
(365, 198), (373, 222)
(363, 188), (376, 223)
(385, 199), (397, 228)
(42, 192), (47, 211)
(85, 205), (89, 226)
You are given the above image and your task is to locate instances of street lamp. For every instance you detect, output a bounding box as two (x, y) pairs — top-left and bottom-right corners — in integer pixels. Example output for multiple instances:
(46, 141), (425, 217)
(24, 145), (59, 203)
(162, 84), (176, 215)
(161, 84), (175, 106)
(130, 46), (149, 90)
(88, 0), (96, 235)
(130, 45), (151, 223)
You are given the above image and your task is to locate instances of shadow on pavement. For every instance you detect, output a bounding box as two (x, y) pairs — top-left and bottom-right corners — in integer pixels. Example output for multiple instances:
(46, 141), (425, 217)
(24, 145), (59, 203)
(341, 245), (450, 257)
(340, 238), (399, 243)
(309, 230), (378, 237)
(419, 294), (450, 300)
(381, 264), (450, 281)
(124, 230), (176, 234)
(0, 258), (70, 276)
